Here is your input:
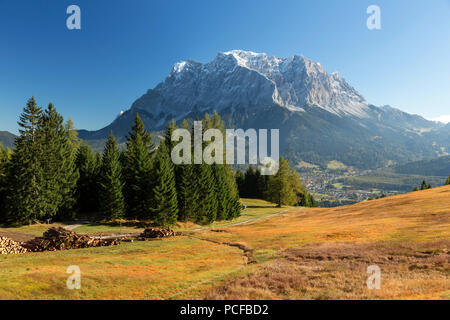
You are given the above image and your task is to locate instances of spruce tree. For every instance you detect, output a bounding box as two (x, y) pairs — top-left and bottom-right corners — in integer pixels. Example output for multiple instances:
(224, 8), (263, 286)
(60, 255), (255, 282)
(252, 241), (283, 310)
(164, 119), (177, 154)
(173, 119), (195, 221)
(446, 176), (450, 186)
(421, 180), (427, 190)
(212, 164), (232, 220)
(150, 140), (178, 226)
(123, 113), (154, 219)
(229, 193), (242, 220)
(75, 144), (101, 215)
(40, 104), (79, 220)
(195, 163), (218, 224)
(242, 167), (256, 198)
(176, 163), (199, 222)
(0, 145), (11, 222)
(5, 97), (45, 223)
(99, 132), (125, 220)
(235, 171), (245, 197)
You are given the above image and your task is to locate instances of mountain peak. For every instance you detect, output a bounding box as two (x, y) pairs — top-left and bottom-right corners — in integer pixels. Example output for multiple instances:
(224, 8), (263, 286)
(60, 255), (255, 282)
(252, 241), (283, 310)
(140, 50), (372, 128)
(79, 50), (448, 169)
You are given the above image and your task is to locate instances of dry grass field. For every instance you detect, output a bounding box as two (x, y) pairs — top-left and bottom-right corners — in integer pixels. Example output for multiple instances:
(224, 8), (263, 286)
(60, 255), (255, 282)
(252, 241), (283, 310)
(0, 188), (449, 300)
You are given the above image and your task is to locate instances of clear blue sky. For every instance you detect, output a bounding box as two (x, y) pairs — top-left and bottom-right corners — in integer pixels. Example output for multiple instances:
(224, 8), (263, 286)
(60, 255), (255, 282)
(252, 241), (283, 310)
(1, 0), (449, 133)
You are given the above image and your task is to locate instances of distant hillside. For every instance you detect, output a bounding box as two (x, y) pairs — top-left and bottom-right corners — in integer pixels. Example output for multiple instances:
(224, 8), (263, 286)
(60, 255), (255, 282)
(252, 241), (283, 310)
(0, 131), (16, 149)
(393, 155), (450, 177)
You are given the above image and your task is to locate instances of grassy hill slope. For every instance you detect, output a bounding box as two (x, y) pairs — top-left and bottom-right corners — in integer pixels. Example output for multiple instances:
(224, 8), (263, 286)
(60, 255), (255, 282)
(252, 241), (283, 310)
(0, 190), (449, 300)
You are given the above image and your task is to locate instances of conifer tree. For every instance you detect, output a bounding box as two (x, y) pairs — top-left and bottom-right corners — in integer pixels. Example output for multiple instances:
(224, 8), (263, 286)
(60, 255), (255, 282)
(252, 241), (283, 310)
(177, 163), (199, 221)
(4, 97), (45, 223)
(242, 167), (257, 198)
(164, 119), (177, 154)
(99, 132), (125, 220)
(173, 119), (195, 221)
(75, 144), (101, 214)
(212, 164), (232, 220)
(40, 103), (79, 219)
(0, 145), (11, 222)
(265, 157), (296, 207)
(421, 180), (428, 190)
(229, 193), (242, 220)
(446, 176), (450, 186)
(123, 113), (154, 219)
(203, 111), (241, 218)
(150, 140), (178, 226)
(65, 118), (81, 150)
(235, 171), (245, 196)
(195, 163), (218, 224)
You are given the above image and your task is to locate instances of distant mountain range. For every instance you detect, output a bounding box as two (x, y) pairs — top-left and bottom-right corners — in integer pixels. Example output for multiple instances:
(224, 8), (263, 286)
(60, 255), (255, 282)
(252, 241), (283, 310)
(0, 131), (16, 149)
(8, 50), (450, 169)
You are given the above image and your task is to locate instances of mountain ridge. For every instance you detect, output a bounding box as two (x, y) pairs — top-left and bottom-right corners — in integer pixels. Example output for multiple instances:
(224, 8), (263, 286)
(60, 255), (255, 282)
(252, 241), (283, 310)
(74, 50), (450, 169)
(0, 131), (16, 149)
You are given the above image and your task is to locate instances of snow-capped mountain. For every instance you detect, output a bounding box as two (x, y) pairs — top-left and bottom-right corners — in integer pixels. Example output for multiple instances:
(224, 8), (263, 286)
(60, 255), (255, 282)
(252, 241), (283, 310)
(130, 50), (370, 127)
(79, 50), (449, 169)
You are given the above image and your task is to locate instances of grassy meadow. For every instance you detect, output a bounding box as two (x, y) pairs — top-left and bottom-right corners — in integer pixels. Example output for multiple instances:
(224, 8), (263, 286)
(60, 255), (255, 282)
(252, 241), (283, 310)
(0, 190), (449, 300)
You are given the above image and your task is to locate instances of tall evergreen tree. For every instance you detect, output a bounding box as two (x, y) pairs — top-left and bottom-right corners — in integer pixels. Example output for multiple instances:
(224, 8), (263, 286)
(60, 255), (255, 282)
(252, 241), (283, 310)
(65, 118), (81, 149)
(289, 169), (316, 207)
(212, 164), (231, 220)
(99, 132), (125, 220)
(446, 176), (450, 186)
(173, 119), (202, 222)
(420, 180), (431, 190)
(203, 111), (241, 217)
(164, 119), (177, 154)
(40, 103), (79, 220)
(235, 171), (245, 196)
(195, 163), (218, 224)
(123, 113), (154, 219)
(176, 163), (199, 221)
(4, 97), (45, 223)
(229, 193), (242, 220)
(150, 141), (178, 226)
(0, 145), (11, 222)
(265, 157), (296, 207)
(75, 144), (101, 215)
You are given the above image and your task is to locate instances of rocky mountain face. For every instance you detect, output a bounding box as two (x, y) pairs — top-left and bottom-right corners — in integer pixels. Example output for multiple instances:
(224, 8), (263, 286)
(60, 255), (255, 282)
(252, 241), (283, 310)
(79, 50), (450, 169)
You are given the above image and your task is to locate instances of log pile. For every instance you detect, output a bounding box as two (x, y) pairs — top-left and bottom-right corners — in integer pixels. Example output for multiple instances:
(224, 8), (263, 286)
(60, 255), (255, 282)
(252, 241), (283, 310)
(22, 227), (120, 252)
(138, 228), (177, 239)
(0, 237), (28, 254)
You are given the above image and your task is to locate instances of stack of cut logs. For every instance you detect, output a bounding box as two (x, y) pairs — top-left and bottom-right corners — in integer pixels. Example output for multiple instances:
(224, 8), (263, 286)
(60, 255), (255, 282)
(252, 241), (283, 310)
(22, 227), (120, 252)
(0, 237), (28, 254)
(138, 228), (177, 240)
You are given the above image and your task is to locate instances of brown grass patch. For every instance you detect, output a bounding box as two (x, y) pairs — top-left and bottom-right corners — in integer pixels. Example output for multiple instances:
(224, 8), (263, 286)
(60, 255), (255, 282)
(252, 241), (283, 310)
(205, 241), (450, 300)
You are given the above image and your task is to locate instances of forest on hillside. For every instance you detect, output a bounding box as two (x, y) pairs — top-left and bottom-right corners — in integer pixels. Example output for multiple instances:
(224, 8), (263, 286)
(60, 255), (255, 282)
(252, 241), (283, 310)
(0, 97), (316, 226)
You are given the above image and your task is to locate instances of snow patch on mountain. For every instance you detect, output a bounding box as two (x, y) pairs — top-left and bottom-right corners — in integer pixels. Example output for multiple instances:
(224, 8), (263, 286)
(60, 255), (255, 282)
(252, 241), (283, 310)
(130, 50), (372, 123)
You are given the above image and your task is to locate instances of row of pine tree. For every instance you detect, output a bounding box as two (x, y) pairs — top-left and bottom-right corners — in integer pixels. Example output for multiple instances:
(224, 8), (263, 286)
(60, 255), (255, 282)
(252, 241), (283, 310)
(413, 177), (450, 191)
(0, 98), (241, 225)
(236, 159), (317, 208)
